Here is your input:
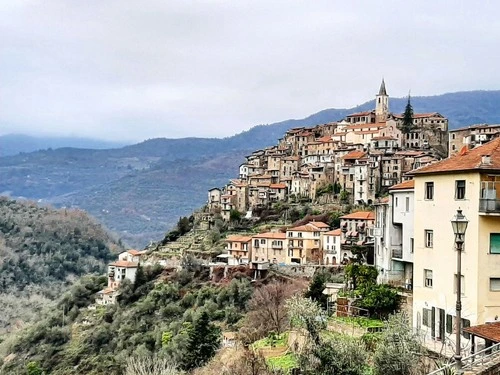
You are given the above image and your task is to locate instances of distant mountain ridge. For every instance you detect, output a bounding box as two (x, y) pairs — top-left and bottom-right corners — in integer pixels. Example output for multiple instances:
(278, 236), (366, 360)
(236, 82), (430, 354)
(1, 89), (499, 247)
(0, 134), (127, 157)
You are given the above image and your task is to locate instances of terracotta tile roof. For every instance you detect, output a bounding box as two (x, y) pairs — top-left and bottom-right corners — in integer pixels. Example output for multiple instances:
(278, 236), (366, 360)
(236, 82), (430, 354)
(283, 156), (300, 161)
(340, 211), (375, 220)
(410, 137), (500, 175)
(317, 135), (333, 143)
(463, 321), (500, 343)
(346, 111), (374, 117)
(127, 249), (144, 256)
(270, 183), (287, 189)
(226, 235), (252, 243)
(372, 136), (397, 141)
(252, 232), (286, 239)
(288, 223), (322, 232)
(342, 150), (367, 160)
(393, 112), (444, 119)
(109, 261), (139, 268)
(389, 179), (415, 190)
(324, 228), (342, 236)
(309, 221), (330, 228)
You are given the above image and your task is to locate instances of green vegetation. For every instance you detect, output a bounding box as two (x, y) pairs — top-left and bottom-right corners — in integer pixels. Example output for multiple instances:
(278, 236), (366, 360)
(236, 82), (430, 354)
(0, 267), (253, 375)
(400, 94), (415, 134)
(0, 197), (121, 331)
(252, 333), (288, 349)
(332, 316), (384, 330)
(266, 353), (298, 373)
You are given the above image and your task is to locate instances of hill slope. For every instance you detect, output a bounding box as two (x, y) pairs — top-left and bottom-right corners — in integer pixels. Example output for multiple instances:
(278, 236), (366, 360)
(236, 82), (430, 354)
(0, 197), (122, 331)
(1, 90), (499, 247)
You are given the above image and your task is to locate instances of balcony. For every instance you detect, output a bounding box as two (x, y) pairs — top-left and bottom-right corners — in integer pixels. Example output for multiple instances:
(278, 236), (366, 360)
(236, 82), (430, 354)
(480, 180), (500, 214)
(479, 199), (500, 214)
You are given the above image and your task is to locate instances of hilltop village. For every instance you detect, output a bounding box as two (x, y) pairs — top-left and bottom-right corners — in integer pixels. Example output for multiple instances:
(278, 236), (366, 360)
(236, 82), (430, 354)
(73, 81), (500, 374)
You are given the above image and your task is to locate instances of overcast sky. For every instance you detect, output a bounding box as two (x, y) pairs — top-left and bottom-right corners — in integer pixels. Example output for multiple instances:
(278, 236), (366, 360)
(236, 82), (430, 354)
(1, 1), (499, 142)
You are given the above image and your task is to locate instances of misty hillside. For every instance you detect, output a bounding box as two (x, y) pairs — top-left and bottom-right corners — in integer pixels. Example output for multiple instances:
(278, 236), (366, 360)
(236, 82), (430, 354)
(0, 90), (499, 247)
(0, 197), (122, 331)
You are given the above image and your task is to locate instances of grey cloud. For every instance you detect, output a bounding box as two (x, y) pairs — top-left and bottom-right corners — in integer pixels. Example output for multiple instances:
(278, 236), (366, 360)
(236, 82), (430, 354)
(1, 0), (499, 141)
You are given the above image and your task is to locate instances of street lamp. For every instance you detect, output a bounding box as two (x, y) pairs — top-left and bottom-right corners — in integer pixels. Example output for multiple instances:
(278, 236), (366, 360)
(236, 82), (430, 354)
(451, 209), (469, 374)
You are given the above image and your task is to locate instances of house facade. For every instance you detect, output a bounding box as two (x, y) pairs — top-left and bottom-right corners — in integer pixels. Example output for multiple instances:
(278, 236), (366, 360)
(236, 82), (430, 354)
(225, 235), (252, 265)
(409, 138), (500, 352)
(251, 232), (287, 264)
(340, 211), (375, 264)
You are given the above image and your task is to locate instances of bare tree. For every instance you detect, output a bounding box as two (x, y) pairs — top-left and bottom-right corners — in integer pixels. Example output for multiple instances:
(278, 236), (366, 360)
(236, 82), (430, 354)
(241, 281), (302, 342)
(125, 355), (183, 375)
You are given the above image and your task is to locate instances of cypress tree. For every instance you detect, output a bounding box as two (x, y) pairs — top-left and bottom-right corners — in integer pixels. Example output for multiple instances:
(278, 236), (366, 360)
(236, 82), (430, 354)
(182, 311), (221, 371)
(401, 94), (414, 134)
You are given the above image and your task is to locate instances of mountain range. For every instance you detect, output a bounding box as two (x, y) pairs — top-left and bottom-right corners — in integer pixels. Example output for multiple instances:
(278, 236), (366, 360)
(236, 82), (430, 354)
(1, 90), (500, 247)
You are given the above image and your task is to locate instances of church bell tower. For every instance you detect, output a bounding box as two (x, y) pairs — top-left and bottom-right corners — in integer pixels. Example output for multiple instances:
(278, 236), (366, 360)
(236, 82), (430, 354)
(375, 78), (389, 122)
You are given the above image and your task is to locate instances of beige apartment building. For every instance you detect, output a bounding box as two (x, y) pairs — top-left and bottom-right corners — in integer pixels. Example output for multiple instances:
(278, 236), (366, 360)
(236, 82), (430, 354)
(251, 232), (287, 264)
(286, 222), (330, 264)
(409, 137), (500, 352)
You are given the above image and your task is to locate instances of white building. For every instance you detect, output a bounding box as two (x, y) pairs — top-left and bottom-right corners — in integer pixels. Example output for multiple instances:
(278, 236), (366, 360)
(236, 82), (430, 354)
(322, 228), (342, 265)
(374, 180), (414, 288)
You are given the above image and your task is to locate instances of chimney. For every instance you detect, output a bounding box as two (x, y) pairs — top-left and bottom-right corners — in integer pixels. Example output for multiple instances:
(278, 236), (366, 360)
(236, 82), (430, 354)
(481, 154), (491, 165)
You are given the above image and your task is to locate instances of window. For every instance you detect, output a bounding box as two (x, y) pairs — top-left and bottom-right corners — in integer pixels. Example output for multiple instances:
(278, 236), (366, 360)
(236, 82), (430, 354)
(446, 314), (453, 334)
(405, 197), (410, 212)
(462, 319), (471, 339)
(260, 239), (265, 244)
(288, 232), (293, 238)
(455, 180), (466, 200)
(490, 234), (500, 254)
(314, 231), (320, 237)
(395, 197), (398, 207)
(410, 238), (414, 253)
(425, 230), (433, 248)
(425, 182), (434, 200)
(298, 232), (302, 238)
(422, 308), (432, 327)
(454, 274), (465, 295)
(424, 269), (433, 288)
(490, 278), (500, 291)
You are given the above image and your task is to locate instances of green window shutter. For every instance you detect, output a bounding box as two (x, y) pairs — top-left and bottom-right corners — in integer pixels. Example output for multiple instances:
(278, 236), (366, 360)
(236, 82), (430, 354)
(490, 234), (500, 254)
(446, 314), (453, 334)
(462, 319), (471, 339)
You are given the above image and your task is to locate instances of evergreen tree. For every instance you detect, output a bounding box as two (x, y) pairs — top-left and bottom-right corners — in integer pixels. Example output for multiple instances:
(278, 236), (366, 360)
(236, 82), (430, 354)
(401, 94), (414, 134)
(182, 311), (221, 371)
(304, 271), (331, 309)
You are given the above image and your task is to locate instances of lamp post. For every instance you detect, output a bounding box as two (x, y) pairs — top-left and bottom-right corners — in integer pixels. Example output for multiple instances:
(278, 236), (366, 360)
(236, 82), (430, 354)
(451, 209), (469, 374)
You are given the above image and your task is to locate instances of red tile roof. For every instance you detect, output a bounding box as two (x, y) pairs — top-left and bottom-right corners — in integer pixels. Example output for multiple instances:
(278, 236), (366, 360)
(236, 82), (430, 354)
(340, 211), (375, 220)
(463, 321), (500, 343)
(324, 228), (342, 236)
(317, 135), (333, 143)
(109, 261), (139, 268)
(127, 249), (144, 256)
(410, 137), (500, 175)
(389, 180), (415, 190)
(309, 221), (330, 228)
(393, 112), (444, 119)
(226, 235), (252, 243)
(342, 150), (367, 160)
(252, 232), (286, 239)
(270, 183), (287, 189)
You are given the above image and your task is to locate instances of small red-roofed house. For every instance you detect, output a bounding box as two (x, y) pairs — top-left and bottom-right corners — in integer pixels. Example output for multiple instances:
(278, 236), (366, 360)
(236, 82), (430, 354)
(251, 232), (287, 264)
(339, 211), (375, 264)
(225, 235), (252, 265)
